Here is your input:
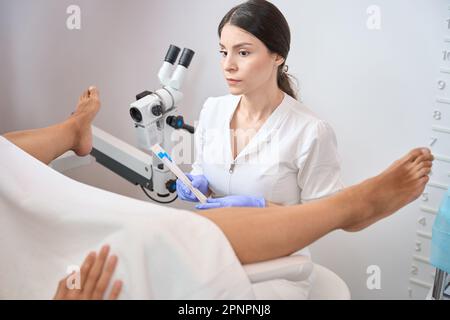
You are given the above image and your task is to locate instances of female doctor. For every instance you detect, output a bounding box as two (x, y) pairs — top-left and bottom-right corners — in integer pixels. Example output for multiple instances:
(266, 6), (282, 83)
(176, 2), (343, 298)
(177, 0), (344, 211)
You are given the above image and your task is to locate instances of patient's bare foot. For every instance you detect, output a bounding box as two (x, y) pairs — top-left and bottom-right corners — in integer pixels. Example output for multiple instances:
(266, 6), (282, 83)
(69, 87), (101, 156)
(343, 148), (434, 232)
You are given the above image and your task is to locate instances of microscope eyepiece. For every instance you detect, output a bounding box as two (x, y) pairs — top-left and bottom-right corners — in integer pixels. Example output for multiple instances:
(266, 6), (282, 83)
(130, 107), (143, 123)
(178, 48), (195, 68)
(165, 45), (181, 65)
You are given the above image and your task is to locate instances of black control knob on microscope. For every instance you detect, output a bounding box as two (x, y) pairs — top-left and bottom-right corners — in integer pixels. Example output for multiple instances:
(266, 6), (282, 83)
(166, 115), (195, 134)
(152, 105), (164, 117)
(166, 179), (177, 193)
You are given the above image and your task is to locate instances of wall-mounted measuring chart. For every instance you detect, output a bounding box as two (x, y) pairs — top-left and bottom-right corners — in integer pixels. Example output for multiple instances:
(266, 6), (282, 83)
(408, 5), (450, 299)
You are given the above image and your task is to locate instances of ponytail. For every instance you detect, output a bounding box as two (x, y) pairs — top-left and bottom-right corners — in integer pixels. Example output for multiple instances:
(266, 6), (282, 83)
(277, 64), (299, 100)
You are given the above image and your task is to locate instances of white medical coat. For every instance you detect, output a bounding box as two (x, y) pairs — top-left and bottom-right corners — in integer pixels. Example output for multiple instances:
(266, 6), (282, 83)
(191, 93), (344, 205)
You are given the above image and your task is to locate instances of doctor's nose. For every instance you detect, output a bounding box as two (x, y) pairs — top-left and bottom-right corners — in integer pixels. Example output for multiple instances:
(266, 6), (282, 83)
(223, 56), (238, 73)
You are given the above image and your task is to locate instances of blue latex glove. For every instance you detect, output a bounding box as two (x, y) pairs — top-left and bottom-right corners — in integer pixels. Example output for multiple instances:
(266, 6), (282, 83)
(176, 174), (209, 202)
(195, 195), (266, 210)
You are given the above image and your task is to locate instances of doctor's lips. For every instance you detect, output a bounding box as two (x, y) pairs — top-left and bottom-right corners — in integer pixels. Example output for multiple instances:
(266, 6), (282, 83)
(226, 78), (242, 85)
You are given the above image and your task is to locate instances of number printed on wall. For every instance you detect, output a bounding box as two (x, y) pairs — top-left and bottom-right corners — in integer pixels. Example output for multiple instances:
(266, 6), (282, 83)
(433, 110), (442, 120)
(443, 50), (450, 62)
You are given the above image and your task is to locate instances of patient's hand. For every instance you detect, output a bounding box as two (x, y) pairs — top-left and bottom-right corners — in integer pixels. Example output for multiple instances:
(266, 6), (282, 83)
(53, 245), (122, 300)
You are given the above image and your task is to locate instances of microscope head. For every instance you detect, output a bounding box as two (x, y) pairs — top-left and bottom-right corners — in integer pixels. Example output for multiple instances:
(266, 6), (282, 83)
(129, 44), (195, 149)
(129, 45), (195, 127)
(130, 93), (164, 126)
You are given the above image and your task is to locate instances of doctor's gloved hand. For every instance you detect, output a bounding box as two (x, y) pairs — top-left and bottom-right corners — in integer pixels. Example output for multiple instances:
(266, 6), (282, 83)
(195, 195), (266, 210)
(176, 174), (209, 202)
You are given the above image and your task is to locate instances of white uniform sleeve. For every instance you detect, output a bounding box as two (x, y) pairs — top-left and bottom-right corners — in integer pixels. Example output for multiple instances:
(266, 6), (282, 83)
(190, 98), (211, 176)
(296, 120), (344, 202)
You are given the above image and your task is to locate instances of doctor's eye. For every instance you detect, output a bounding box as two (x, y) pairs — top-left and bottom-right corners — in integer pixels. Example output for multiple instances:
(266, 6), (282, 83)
(239, 50), (250, 57)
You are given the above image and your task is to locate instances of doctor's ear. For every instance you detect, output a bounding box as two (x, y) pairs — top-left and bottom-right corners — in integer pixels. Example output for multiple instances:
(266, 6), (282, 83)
(273, 54), (285, 68)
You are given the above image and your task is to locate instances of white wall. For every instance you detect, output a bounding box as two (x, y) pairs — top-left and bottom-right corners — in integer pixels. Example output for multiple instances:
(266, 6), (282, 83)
(0, 0), (448, 299)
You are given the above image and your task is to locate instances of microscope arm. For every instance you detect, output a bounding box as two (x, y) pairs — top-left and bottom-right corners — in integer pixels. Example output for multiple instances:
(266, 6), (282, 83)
(50, 125), (178, 202)
(90, 126), (154, 191)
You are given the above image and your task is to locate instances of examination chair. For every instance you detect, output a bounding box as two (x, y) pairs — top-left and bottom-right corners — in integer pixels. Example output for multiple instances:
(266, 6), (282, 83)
(244, 255), (351, 299)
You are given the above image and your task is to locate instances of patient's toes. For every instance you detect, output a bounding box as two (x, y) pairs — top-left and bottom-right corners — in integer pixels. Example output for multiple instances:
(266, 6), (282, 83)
(414, 154), (434, 171)
(89, 86), (97, 93)
(416, 166), (432, 178)
(413, 155), (428, 167)
(88, 87), (101, 111)
(421, 175), (430, 184)
(410, 157), (433, 180)
(77, 87), (101, 115)
(88, 86), (99, 100)
(78, 90), (88, 104)
(424, 151), (434, 162)
(82, 89), (89, 100)
(422, 160), (433, 169)
(407, 148), (427, 163)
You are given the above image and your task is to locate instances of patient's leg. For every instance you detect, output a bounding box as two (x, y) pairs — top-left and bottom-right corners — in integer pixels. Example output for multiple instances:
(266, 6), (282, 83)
(1, 88), (433, 268)
(2, 87), (100, 165)
(199, 148), (433, 264)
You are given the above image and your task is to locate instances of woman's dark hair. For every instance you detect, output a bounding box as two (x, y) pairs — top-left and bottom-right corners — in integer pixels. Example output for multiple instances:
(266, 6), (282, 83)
(218, 0), (298, 100)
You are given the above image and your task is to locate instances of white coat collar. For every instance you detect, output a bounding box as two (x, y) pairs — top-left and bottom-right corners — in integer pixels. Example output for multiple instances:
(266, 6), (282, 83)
(225, 93), (292, 162)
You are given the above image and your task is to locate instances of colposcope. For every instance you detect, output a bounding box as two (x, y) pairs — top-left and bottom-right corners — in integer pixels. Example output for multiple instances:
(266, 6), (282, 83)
(89, 45), (195, 204)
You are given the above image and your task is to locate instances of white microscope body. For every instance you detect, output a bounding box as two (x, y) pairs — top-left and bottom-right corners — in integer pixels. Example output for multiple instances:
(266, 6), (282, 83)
(128, 45), (195, 201)
(87, 45), (195, 203)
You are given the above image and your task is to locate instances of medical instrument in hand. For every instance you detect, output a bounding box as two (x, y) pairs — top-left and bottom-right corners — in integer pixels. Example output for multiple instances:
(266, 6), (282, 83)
(151, 144), (207, 204)
(176, 174), (209, 202)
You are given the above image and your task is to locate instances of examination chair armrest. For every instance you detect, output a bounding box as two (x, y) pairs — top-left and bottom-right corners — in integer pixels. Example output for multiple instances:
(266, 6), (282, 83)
(243, 255), (313, 284)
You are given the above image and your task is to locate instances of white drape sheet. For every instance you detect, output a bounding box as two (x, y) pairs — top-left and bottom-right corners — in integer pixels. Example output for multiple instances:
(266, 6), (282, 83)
(0, 136), (254, 299)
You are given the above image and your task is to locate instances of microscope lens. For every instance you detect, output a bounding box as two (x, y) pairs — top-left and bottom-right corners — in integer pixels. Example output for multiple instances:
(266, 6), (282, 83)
(179, 48), (195, 68)
(130, 107), (143, 123)
(165, 45), (181, 65)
